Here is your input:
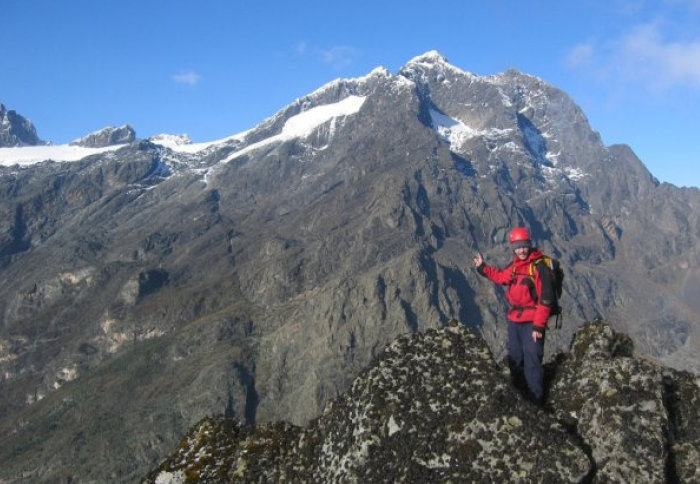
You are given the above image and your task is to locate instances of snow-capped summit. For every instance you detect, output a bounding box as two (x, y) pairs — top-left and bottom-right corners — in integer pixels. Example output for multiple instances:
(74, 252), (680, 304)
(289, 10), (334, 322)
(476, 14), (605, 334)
(406, 50), (450, 66)
(400, 50), (475, 83)
(149, 133), (192, 147)
(0, 113), (132, 167)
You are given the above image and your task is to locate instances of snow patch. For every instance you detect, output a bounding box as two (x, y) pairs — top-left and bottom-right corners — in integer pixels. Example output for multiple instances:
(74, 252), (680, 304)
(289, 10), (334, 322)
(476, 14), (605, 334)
(150, 131), (249, 154)
(149, 133), (192, 146)
(541, 165), (589, 184)
(0, 144), (126, 167)
(283, 96), (365, 138)
(430, 109), (511, 149)
(564, 167), (587, 180)
(222, 95), (366, 163)
(431, 109), (480, 145)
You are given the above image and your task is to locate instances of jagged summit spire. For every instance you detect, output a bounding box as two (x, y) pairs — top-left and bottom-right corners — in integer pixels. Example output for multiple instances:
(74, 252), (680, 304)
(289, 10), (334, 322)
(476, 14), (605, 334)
(400, 51), (474, 80)
(406, 50), (449, 66)
(0, 102), (43, 147)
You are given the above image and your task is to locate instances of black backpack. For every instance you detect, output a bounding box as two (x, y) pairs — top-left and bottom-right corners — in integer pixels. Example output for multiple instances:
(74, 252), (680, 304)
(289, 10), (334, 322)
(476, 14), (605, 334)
(512, 255), (564, 328)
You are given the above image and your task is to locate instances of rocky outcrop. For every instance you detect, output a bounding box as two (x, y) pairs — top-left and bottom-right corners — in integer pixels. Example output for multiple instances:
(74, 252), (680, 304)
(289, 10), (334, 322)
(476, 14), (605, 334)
(665, 370), (700, 482)
(0, 103), (42, 146)
(548, 319), (700, 483)
(144, 320), (700, 483)
(145, 321), (591, 483)
(70, 124), (136, 147)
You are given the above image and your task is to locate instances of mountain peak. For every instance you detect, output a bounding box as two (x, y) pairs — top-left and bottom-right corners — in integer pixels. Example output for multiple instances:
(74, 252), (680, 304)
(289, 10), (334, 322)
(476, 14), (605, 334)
(400, 50), (474, 82)
(406, 50), (449, 66)
(70, 124), (136, 148)
(0, 102), (43, 147)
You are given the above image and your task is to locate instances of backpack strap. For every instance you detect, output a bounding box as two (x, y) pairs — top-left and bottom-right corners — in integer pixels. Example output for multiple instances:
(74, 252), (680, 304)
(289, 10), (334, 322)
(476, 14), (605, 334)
(511, 259), (540, 304)
(529, 256), (547, 276)
(510, 258), (542, 277)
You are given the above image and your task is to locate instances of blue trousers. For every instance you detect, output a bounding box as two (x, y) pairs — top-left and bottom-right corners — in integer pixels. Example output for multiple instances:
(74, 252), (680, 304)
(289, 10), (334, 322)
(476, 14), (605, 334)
(507, 321), (545, 404)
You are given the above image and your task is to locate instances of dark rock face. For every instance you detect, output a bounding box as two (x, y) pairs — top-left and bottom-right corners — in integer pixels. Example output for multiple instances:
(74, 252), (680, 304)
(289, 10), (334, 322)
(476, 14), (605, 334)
(0, 103), (42, 146)
(145, 322), (591, 483)
(1, 52), (699, 482)
(70, 124), (136, 147)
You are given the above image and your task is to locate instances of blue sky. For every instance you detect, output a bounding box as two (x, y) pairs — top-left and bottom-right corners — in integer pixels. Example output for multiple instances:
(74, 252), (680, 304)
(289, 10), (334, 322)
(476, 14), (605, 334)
(2, 0), (700, 188)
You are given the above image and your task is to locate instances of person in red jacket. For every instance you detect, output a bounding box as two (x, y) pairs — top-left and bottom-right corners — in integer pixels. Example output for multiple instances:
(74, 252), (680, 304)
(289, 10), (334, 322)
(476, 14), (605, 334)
(472, 227), (555, 406)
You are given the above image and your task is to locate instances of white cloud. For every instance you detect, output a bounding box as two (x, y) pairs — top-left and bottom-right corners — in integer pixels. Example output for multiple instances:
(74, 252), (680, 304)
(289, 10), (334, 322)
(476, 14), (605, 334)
(293, 43), (361, 70)
(319, 46), (360, 70)
(566, 22), (700, 92)
(619, 23), (700, 88)
(171, 71), (201, 86)
(565, 41), (595, 69)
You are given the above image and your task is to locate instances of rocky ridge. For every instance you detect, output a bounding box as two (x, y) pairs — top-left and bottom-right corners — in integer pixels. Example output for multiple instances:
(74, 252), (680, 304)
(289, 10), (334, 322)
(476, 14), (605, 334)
(144, 320), (699, 483)
(70, 124), (137, 147)
(0, 103), (42, 147)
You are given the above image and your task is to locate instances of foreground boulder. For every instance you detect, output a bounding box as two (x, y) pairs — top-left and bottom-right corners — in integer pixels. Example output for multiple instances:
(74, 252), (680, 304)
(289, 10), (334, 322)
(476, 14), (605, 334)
(548, 319), (700, 483)
(665, 370), (700, 482)
(145, 319), (700, 483)
(144, 321), (591, 482)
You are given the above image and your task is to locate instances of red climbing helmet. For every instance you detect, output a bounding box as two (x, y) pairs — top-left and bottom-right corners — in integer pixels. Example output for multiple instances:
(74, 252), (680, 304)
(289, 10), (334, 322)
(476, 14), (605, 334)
(509, 227), (531, 244)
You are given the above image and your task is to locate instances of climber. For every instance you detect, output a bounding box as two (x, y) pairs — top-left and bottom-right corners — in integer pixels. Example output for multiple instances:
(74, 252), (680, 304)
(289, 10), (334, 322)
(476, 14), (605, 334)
(472, 227), (555, 406)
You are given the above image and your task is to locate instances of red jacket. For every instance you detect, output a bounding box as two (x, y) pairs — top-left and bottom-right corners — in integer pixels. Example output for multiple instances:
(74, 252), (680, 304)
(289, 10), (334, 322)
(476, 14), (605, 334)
(477, 249), (553, 330)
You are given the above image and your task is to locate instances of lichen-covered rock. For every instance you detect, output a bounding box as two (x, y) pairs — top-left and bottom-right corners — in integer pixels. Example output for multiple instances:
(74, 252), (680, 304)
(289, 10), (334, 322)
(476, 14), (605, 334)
(145, 322), (591, 483)
(309, 322), (591, 483)
(664, 370), (700, 482)
(145, 320), (700, 483)
(144, 417), (313, 483)
(549, 320), (668, 482)
(568, 318), (635, 361)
